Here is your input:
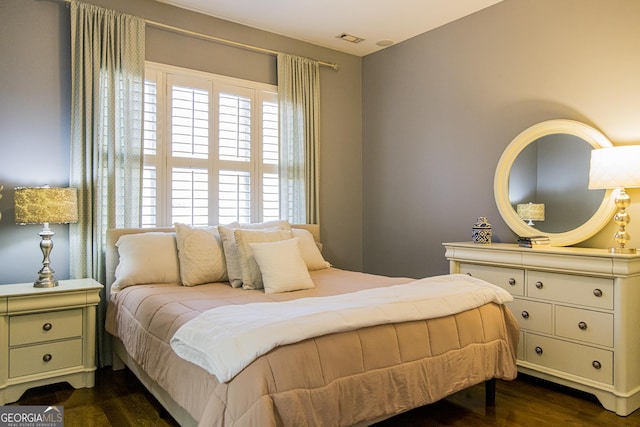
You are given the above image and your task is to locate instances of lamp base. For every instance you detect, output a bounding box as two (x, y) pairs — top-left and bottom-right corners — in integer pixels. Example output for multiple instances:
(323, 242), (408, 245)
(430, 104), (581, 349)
(34, 275), (59, 288)
(34, 225), (58, 288)
(609, 247), (637, 254)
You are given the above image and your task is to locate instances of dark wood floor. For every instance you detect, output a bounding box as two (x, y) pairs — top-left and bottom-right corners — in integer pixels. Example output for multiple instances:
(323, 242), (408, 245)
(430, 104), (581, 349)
(12, 368), (640, 426)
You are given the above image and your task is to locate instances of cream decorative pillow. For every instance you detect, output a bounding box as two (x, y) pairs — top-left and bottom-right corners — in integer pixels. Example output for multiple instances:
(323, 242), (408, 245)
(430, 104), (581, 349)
(218, 220), (292, 288)
(113, 232), (180, 291)
(175, 223), (227, 286)
(234, 228), (293, 290)
(291, 228), (331, 270)
(250, 238), (314, 294)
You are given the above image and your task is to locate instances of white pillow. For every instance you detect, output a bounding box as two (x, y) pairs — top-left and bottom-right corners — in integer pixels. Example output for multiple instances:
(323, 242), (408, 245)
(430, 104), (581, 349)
(234, 229), (293, 290)
(291, 228), (331, 270)
(218, 220), (292, 288)
(113, 232), (180, 291)
(250, 238), (314, 294)
(174, 223), (227, 286)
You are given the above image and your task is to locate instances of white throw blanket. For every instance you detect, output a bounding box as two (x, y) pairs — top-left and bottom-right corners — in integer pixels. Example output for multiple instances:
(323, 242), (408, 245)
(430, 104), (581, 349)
(170, 274), (512, 382)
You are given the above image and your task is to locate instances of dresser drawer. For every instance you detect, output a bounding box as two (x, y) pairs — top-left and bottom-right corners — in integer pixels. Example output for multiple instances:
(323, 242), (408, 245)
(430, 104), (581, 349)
(9, 308), (83, 346)
(526, 271), (613, 310)
(9, 339), (83, 378)
(508, 298), (552, 334)
(459, 263), (524, 296)
(525, 334), (612, 384)
(555, 306), (613, 347)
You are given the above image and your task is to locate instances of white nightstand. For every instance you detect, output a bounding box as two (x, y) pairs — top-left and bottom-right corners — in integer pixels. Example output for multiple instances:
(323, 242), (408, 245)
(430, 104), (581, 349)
(0, 278), (103, 404)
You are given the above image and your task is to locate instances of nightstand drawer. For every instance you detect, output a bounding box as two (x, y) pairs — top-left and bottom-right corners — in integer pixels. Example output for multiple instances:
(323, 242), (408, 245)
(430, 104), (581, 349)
(525, 334), (613, 384)
(508, 298), (552, 334)
(526, 271), (613, 310)
(9, 308), (83, 346)
(555, 306), (613, 347)
(9, 339), (83, 378)
(459, 263), (524, 296)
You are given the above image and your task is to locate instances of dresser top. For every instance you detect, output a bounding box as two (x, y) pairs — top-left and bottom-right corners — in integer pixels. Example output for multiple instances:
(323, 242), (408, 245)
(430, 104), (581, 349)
(443, 242), (640, 276)
(443, 242), (640, 259)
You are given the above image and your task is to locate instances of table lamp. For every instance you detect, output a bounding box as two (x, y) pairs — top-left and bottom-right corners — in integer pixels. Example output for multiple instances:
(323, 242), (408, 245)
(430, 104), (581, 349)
(14, 186), (78, 287)
(517, 202), (545, 226)
(588, 145), (640, 254)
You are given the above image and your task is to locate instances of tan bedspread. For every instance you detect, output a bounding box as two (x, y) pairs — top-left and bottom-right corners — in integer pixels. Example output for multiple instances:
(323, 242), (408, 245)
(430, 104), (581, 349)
(105, 268), (519, 426)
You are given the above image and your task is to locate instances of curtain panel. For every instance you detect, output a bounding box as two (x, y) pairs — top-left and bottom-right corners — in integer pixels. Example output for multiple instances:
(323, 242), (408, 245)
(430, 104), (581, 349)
(69, 1), (145, 366)
(277, 54), (321, 224)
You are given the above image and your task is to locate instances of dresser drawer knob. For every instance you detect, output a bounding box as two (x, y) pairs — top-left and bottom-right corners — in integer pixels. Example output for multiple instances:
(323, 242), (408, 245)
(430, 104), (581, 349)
(42, 354), (52, 363)
(535, 281), (543, 289)
(593, 288), (603, 297)
(535, 346), (543, 355)
(521, 311), (529, 319)
(578, 321), (588, 330)
(508, 278), (516, 286)
(42, 323), (52, 331)
(592, 360), (602, 370)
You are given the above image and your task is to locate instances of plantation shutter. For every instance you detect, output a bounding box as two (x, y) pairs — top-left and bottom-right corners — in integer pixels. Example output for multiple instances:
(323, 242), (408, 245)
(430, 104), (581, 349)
(141, 63), (280, 227)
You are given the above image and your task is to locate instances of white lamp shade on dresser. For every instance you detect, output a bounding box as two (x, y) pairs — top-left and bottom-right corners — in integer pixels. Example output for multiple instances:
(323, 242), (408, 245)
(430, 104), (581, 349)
(588, 146), (640, 189)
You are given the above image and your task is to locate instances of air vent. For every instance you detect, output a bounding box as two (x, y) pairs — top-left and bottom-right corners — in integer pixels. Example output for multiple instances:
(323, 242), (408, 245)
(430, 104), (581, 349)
(337, 33), (364, 44)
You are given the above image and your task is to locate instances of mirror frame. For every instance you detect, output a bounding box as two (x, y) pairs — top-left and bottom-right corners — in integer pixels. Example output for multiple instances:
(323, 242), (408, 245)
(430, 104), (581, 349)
(494, 119), (616, 246)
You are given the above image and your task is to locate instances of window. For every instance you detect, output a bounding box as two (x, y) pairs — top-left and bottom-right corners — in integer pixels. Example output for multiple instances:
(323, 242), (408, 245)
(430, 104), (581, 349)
(142, 62), (279, 227)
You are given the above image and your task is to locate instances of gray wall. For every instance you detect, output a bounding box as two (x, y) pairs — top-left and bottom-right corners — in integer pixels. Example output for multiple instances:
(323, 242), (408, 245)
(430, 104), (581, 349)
(4, 0), (640, 285)
(0, 0), (72, 284)
(362, 0), (640, 278)
(0, 0), (363, 285)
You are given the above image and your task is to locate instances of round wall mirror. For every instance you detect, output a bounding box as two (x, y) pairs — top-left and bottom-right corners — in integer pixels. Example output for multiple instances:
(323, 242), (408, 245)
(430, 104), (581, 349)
(494, 119), (617, 246)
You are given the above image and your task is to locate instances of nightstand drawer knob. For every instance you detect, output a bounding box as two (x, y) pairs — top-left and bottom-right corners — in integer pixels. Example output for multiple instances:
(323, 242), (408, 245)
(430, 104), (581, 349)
(42, 323), (52, 331)
(535, 346), (543, 355)
(535, 281), (543, 289)
(578, 321), (588, 330)
(42, 354), (52, 363)
(593, 288), (603, 297)
(521, 311), (529, 319)
(592, 360), (602, 370)
(508, 278), (516, 286)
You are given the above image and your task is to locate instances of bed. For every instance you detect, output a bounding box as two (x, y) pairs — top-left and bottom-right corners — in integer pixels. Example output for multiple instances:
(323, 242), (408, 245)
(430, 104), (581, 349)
(104, 223), (518, 426)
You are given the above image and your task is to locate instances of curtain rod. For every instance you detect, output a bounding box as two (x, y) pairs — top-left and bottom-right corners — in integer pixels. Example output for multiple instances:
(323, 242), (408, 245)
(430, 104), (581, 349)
(63, 0), (339, 71)
(147, 20), (339, 71)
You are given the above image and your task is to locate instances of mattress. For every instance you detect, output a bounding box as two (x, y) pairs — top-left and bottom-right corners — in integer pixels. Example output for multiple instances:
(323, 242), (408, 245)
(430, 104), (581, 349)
(105, 267), (519, 426)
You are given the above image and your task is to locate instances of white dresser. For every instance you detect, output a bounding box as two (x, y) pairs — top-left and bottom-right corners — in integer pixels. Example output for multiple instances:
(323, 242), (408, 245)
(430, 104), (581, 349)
(443, 242), (640, 416)
(0, 278), (102, 404)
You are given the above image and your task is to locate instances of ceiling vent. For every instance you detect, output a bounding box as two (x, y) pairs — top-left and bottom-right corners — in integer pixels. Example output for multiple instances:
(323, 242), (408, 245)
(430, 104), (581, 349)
(337, 33), (364, 44)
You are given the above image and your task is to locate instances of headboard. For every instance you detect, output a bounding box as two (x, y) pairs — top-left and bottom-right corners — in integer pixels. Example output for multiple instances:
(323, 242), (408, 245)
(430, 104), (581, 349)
(105, 224), (320, 298)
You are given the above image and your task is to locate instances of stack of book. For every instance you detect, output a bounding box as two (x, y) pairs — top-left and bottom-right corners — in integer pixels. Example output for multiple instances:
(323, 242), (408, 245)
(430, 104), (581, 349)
(517, 235), (550, 248)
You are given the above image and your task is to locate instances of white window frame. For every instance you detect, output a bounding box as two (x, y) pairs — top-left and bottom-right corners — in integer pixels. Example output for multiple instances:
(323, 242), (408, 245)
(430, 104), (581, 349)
(143, 61), (278, 227)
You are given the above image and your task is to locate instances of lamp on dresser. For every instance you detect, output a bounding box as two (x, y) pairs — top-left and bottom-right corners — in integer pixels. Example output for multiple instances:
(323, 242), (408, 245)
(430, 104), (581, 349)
(14, 186), (78, 287)
(516, 202), (545, 226)
(588, 145), (640, 254)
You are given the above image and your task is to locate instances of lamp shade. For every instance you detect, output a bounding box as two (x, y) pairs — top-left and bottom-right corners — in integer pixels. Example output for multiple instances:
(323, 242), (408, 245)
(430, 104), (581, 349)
(589, 146), (640, 189)
(14, 187), (78, 225)
(517, 203), (545, 221)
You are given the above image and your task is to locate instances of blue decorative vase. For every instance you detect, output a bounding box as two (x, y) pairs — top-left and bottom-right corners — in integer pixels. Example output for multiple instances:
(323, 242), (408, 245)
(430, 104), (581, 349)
(472, 217), (492, 245)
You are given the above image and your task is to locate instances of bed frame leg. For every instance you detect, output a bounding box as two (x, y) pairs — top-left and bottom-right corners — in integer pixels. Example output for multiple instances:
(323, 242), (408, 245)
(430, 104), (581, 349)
(485, 378), (496, 406)
(111, 349), (125, 371)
